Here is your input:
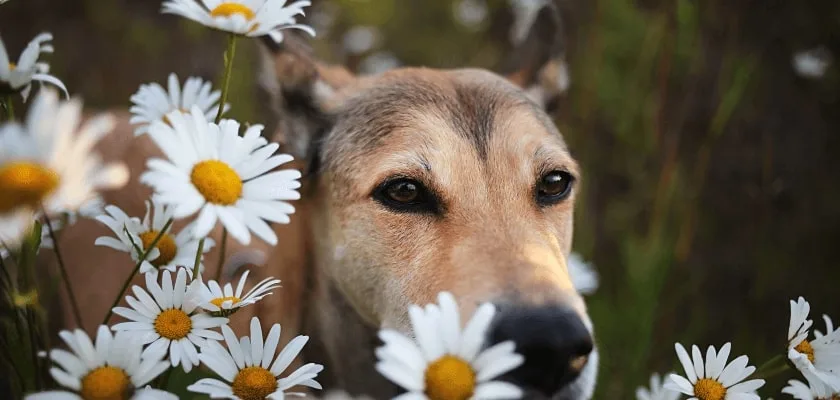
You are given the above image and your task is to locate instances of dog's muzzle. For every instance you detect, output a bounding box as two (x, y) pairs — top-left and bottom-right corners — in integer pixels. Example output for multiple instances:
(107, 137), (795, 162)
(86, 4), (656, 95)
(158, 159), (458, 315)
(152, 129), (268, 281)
(487, 305), (594, 398)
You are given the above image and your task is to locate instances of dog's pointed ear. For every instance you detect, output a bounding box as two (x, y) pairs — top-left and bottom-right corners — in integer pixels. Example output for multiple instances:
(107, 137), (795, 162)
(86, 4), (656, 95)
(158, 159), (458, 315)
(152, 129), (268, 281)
(497, 1), (569, 113)
(256, 34), (356, 169)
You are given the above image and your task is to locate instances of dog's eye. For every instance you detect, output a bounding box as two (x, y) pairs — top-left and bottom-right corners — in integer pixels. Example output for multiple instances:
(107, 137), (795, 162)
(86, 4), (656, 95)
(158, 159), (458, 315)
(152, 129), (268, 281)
(536, 170), (574, 206)
(373, 178), (439, 213)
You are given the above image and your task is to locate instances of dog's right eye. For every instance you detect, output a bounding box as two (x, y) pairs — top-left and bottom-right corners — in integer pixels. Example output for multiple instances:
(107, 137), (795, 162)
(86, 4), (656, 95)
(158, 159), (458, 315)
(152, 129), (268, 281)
(373, 178), (439, 214)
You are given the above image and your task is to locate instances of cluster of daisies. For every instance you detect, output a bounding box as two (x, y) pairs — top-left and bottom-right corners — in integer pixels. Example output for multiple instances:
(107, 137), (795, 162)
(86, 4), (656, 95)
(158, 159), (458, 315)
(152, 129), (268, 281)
(636, 296), (840, 400)
(2, 1), (836, 400)
(1, 0), (331, 399)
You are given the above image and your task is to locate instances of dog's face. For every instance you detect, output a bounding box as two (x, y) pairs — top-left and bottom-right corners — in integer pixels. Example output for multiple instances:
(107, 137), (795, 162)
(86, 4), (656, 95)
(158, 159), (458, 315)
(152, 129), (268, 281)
(258, 4), (596, 397)
(310, 68), (595, 398)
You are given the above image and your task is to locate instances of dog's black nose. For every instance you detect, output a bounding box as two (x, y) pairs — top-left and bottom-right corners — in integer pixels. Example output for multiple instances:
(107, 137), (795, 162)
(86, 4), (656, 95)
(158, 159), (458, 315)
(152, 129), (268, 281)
(487, 305), (594, 397)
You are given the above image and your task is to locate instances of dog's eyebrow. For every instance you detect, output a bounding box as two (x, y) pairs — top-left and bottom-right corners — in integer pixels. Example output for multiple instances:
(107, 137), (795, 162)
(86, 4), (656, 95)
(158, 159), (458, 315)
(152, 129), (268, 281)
(534, 145), (580, 178)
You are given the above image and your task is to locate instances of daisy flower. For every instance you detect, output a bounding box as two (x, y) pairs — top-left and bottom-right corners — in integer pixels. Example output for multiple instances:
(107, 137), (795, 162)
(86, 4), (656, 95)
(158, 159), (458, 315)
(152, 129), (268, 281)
(0, 32), (67, 101)
(787, 297), (840, 391)
(24, 325), (175, 400)
(567, 252), (599, 295)
(0, 89), (128, 249)
(187, 316), (324, 399)
(637, 372), (680, 400)
(665, 342), (765, 400)
(196, 269), (281, 317)
(94, 200), (214, 277)
(130, 73), (229, 136)
(111, 268), (229, 373)
(375, 292), (525, 400)
(161, 0), (315, 43)
(140, 106), (301, 246)
(781, 379), (839, 400)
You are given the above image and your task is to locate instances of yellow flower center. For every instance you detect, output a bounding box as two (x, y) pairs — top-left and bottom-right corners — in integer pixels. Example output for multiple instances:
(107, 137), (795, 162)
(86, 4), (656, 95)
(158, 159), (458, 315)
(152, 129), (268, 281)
(80, 366), (132, 400)
(693, 378), (726, 400)
(795, 339), (816, 363)
(211, 296), (242, 308)
(190, 160), (242, 205)
(153, 308), (192, 340)
(0, 161), (60, 213)
(232, 366), (278, 400)
(424, 355), (476, 400)
(8, 63), (15, 70)
(210, 3), (256, 20)
(139, 230), (178, 267)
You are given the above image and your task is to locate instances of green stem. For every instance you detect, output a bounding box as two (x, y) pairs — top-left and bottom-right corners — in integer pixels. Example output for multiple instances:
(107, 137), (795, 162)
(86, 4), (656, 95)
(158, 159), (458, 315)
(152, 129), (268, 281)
(157, 366), (173, 389)
(215, 34), (237, 125)
(214, 229), (227, 282)
(4, 95), (14, 121)
(101, 218), (174, 325)
(43, 216), (83, 328)
(752, 353), (789, 380)
(192, 238), (205, 282)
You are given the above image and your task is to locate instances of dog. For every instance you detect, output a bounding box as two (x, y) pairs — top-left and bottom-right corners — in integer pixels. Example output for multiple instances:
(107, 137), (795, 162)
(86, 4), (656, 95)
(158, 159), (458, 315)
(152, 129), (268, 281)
(47, 2), (598, 399)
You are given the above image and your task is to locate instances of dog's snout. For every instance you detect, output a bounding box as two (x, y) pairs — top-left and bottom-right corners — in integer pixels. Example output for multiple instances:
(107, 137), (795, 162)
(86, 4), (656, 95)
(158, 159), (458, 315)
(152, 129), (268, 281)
(488, 305), (593, 397)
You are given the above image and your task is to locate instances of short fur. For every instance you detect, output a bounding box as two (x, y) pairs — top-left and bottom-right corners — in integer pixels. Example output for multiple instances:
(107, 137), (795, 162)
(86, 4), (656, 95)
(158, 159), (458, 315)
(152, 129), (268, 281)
(50, 2), (597, 399)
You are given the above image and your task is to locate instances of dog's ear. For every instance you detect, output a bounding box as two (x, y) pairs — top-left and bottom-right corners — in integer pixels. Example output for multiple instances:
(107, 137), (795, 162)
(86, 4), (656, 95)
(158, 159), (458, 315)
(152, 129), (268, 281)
(497, 1), (569, 113)
(256, 34), (356, 170)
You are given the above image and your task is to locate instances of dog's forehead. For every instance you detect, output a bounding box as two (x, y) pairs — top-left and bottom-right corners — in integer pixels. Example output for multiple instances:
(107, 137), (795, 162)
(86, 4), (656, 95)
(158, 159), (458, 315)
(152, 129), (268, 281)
(320, 67), (569, 168)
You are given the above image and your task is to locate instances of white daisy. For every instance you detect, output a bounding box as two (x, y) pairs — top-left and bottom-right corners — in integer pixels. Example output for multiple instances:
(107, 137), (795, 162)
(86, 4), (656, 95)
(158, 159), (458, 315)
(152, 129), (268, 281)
(375, 292), (525, 400)
(161, 0), (315, 43)
(94, 200), (214, 277)
(129, 73), (229, 136)
(782, 379), (839, 400)
(24, 325), (176, 400)
(196, 269), (281, 317)
(187, 316), (324, 399)
(815, 315), (837, 339)
(637, 372), (680, 400)
(567, 252), (599, 295)
(787, 297), (840, 391)
(140, 106), (301, 246)
(0, 89), (128, 249)
(111, 268), (229, 373)
(0, 32), (67, 101)
(665, 342), (765, 400)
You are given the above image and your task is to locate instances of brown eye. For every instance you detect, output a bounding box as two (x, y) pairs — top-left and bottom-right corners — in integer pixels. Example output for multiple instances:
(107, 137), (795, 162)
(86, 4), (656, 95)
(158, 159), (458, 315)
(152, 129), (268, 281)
(386, 180), (419, 203)
(373, 178), (440, 214)
(536, 171), (574, 205)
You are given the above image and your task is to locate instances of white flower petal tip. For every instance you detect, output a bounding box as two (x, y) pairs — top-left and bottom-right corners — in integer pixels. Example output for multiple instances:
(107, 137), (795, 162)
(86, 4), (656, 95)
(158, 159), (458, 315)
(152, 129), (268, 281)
(636, 372), (680, 400)
(0, 33), (67, 101)
(197, 269), (281, 316)
(130, 73), (228, 136)
(188, 317), (322, 399)
(668, 342), (764, 399)
(566, 252), (599, 295)
(375, 291), (525, 399)
(93, 199), (210, 277)
(160, 0), (315, 41)
(24, 325), (175, 400)
(110, 268), (228, 373)
(0, 89), (125, 248)
(140, 107), (301, 246)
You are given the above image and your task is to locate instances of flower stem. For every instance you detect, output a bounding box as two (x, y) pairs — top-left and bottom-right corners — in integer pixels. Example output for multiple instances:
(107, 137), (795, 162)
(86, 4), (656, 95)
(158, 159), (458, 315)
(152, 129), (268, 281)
(101, 218), (174, 326)
(43, 216), (83, 328)
(215, 34), (237, 125)
(192, 238), (205, 282)
(214, 229), (227, 282)
(4, 95), (14, 121)
(753, 353), (790, 380)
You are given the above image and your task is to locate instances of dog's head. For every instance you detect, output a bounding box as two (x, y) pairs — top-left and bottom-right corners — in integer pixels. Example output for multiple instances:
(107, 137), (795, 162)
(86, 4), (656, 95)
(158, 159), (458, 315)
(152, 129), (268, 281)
(258, 3), (596, 398)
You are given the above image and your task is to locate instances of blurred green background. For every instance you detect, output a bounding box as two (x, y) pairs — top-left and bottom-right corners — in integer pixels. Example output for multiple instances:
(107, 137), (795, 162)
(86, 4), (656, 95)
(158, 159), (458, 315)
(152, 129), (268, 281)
(2, 0), (840, 398)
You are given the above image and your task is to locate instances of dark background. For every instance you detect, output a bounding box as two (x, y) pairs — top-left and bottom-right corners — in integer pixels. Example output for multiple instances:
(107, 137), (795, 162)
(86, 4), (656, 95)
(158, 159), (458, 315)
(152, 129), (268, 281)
(2, 0), (839, 397)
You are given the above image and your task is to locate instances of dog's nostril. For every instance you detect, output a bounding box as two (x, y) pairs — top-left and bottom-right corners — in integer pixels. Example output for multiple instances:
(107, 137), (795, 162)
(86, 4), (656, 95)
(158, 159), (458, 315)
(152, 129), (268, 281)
(488, 305), (593, 397)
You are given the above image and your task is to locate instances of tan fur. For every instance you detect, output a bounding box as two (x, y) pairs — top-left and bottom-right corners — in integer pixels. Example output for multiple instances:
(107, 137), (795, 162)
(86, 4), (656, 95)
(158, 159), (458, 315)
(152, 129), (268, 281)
(47, 4), (594, 397)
